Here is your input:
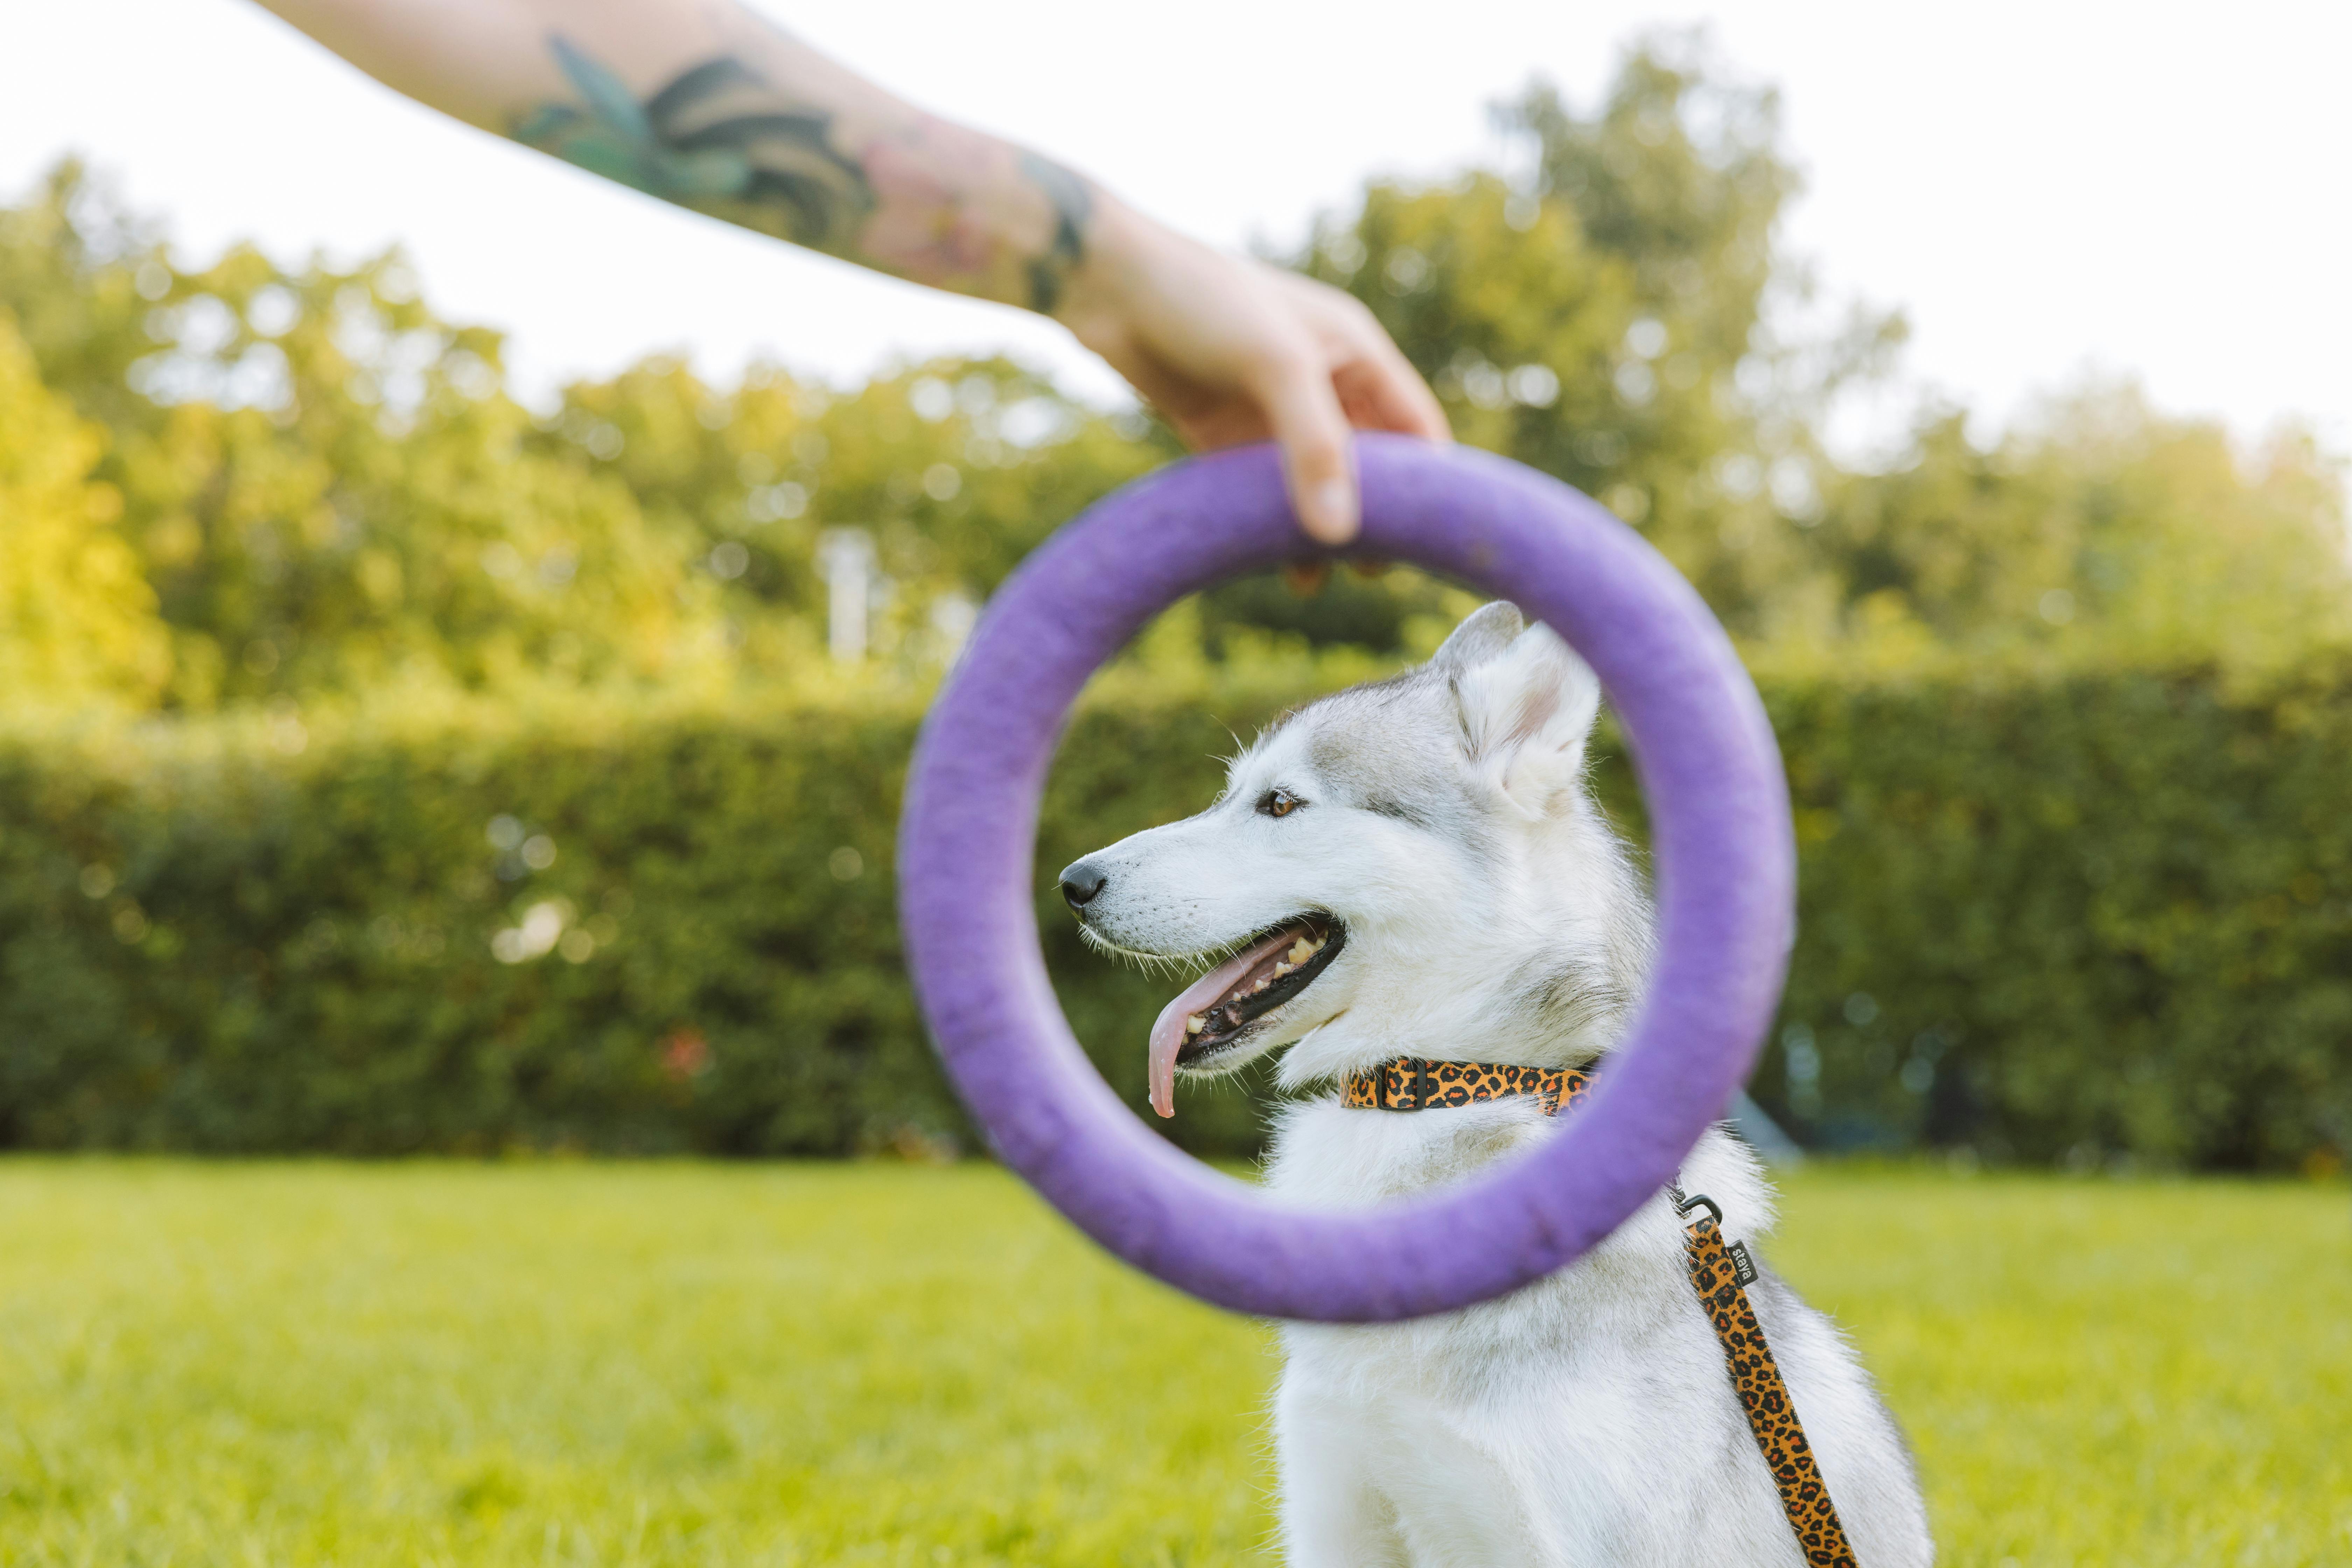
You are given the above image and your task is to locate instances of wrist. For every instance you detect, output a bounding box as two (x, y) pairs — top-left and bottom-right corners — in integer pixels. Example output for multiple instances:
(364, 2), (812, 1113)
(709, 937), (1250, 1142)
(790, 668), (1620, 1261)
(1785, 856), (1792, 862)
(1050, 194), (1161, 341)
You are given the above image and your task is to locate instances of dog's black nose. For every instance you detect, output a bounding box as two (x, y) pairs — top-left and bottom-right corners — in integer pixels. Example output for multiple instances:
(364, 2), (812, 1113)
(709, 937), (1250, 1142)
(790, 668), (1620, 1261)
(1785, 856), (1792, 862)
(1058, 859), (1108, 912)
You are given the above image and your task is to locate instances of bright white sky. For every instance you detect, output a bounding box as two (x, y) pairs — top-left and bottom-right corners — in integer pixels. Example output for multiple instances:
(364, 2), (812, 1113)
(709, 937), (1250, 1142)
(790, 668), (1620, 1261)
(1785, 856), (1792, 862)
(4, 0), (2347, 457)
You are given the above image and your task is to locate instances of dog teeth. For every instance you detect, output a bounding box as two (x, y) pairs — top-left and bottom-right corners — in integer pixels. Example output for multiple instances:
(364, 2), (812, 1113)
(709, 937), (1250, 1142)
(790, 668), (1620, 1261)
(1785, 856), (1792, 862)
(1186, 1015), (1205, 1035)
(1287, 938), (1315, 963)
(1272, 961), (1294, 978)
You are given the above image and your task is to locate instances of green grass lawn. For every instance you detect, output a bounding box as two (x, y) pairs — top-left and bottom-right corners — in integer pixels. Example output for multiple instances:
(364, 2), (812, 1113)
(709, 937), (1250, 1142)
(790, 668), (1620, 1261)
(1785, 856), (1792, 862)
(0, 1161), (2345, 1566)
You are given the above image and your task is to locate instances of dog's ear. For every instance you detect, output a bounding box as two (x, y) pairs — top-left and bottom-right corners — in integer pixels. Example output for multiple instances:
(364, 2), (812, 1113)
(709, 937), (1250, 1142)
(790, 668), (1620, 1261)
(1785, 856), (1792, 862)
(1430, 601), (1523, 675)
(1444, 610), (1602, 819)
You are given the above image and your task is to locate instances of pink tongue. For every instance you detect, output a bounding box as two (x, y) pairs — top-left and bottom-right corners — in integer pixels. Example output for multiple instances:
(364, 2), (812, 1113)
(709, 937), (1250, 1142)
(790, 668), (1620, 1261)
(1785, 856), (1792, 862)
(1146, 929), (1299, 1119)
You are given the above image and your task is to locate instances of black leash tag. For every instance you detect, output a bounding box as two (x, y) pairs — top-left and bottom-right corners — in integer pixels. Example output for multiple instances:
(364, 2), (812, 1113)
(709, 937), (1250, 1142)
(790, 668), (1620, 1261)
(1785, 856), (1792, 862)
(1727, 1239), (1758, 1288)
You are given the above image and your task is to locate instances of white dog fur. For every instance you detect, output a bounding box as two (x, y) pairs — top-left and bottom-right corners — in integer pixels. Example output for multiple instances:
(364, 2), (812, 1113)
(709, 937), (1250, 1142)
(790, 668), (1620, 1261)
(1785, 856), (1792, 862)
(1062, 602), (1933, 1567)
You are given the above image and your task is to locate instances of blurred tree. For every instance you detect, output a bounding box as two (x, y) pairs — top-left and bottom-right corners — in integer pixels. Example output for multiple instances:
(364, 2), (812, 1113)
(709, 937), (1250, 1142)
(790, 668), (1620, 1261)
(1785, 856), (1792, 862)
(1792, 385), (2352, 672)
(0, 162), (1169, 704)
(1287, 34), (2346, 665)
(0, 310), (170, 704)
(0, 161), (170, 436)
(536, 354), (1169, 675)
(1, 165), (728, 707)
(1288, 34), (1902, 647)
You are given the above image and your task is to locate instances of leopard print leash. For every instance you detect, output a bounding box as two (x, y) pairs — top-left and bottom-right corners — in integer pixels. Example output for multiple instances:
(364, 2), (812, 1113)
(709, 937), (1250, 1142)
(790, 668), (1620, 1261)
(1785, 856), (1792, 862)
(1341, 1055), (1861, 1568)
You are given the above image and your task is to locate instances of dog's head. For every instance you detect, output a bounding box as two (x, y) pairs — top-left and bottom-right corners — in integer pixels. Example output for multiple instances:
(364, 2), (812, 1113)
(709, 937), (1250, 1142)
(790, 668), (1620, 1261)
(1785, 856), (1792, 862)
(1060, 602), (1650, 1116)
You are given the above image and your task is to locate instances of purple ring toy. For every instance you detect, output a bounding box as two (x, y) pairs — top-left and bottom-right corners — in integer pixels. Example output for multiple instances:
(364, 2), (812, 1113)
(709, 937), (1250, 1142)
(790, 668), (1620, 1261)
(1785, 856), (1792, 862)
(898, 435), (1794, 1323)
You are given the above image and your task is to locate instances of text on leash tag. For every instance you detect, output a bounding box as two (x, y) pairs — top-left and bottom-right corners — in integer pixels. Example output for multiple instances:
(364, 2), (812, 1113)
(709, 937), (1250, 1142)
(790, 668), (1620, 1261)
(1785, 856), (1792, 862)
(1727, 1240), (1758, 1288)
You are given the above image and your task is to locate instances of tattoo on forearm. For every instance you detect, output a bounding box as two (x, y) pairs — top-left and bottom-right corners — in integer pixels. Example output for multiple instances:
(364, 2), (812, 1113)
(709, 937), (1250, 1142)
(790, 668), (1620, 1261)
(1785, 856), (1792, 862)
(1018, 151), (1091, 315)
(511, 34), (1091, 313)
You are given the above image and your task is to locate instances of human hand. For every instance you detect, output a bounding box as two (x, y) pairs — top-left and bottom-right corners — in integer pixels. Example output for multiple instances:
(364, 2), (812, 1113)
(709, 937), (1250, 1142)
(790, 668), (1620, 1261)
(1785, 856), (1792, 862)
(1054, 202), (1450, 545)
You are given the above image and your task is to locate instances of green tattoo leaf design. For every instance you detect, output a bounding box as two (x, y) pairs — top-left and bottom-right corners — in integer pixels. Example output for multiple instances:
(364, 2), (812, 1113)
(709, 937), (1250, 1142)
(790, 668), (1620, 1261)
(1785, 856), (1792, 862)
(513, 36), (872, 249)
(555, 35), (654, 148)
(511, 35), (1091, 308)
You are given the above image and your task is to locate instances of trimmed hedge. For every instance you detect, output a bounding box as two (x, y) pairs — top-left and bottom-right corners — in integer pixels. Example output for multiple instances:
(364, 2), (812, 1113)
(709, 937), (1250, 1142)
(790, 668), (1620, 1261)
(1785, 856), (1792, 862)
(1751, 658), (2352, 1169)
(2, 658), (2348, 1169)
(0, 688), (1278, 1162)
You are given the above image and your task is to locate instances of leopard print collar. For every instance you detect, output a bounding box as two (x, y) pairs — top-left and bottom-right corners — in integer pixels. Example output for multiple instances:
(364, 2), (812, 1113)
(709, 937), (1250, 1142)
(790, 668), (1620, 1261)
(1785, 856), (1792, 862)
(1341, 1055), (1595, 1115)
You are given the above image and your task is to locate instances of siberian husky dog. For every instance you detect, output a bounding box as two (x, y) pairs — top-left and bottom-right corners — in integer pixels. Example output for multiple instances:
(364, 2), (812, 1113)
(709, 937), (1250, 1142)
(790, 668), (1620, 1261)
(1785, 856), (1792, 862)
(1059, 603), (1933, 1568)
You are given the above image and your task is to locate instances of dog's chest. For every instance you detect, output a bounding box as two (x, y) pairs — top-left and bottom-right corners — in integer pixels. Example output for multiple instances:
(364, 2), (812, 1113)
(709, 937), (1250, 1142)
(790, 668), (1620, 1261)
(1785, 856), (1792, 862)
(1264, 1099), (1776, 1534)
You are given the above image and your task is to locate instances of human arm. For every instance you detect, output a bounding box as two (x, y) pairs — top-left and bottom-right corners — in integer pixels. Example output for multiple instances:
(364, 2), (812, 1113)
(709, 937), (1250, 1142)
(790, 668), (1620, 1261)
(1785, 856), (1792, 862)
(250, 0), (1449, 541)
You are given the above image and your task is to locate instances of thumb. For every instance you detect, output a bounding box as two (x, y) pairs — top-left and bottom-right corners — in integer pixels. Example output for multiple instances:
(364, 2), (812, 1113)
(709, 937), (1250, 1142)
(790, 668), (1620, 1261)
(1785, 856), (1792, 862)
(1254, 351), (1358, 545)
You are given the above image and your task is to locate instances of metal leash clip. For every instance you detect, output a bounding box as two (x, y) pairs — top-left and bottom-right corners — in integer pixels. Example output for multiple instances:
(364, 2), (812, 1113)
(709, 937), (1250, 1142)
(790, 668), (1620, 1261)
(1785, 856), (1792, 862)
(1671, 1187), (1759, 1287)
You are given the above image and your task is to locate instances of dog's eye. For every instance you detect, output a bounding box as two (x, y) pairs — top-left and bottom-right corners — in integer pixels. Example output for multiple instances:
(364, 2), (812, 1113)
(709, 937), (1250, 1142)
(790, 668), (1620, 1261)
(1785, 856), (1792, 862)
(1258, 788), (1303, 819)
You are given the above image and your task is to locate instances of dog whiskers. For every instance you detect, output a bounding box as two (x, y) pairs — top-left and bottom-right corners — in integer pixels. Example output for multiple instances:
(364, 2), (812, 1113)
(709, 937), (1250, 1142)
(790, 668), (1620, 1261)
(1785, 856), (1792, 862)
(1073, 925), (1252, 981)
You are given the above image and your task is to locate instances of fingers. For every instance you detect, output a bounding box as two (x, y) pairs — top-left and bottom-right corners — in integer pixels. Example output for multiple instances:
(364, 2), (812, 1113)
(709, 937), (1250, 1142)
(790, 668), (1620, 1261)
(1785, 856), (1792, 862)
(1337, 350), (1452, 444)
(1252, 349), (1359, 545)
(1362, 341), (1451, 443)
(1071, 243), (1442, 544)
(1280, 273), (1452, 444)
